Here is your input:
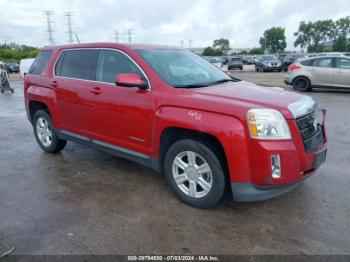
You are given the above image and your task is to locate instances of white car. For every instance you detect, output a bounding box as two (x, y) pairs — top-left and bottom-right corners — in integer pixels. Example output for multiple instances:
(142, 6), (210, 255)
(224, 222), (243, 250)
(20, 58), (35, 79)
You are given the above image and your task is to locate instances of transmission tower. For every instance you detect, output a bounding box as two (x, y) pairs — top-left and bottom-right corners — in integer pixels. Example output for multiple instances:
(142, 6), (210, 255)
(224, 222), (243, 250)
(127, 29), (133, 43)
(44, 11), (55, 46)
(64, 12), (74, 44)
(115, 30), (119, 43)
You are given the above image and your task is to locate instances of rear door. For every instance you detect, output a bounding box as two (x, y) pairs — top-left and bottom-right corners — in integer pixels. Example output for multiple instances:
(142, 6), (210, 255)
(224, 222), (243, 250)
(54, 49), (98, 135)
(334, 57), (350, 88)
(307, 57), (334, 86)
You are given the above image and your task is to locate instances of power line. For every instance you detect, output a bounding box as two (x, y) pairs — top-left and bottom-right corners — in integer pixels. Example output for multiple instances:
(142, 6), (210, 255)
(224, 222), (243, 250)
(64, 12), (74, 44)
(114, 29), (135, 43)
(44, 11), (55, 46)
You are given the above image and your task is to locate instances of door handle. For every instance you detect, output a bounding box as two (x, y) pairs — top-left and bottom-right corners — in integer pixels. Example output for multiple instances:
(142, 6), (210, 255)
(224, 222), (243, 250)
(90, 87), (102, 95)
(50, 80), (58, 88)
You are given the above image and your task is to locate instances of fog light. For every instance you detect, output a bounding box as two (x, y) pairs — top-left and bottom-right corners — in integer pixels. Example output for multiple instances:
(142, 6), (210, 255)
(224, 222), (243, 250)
(271, 154), (281, 179)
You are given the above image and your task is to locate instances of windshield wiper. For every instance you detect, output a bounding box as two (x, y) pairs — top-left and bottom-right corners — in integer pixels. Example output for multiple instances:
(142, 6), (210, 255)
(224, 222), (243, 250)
(173, 83), (209, 88)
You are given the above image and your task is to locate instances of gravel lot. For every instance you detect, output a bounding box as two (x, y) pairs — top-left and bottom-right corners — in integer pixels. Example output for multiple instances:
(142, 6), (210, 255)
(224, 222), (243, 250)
(1, 73), (349, 255)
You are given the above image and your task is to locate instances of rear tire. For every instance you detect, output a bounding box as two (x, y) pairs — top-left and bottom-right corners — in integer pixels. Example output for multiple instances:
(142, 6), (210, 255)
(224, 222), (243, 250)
(164, 139), (226, 208)
(293, 77), (311, 92)
(33, 110), (66, 153)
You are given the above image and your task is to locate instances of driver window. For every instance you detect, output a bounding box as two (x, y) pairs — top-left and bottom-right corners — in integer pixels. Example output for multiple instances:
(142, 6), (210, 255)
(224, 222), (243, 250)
(96, 50), (144, 84)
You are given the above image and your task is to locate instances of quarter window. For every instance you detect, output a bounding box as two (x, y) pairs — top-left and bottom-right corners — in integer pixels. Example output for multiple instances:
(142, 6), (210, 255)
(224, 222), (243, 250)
(29, 50), (52, 75)
(55, 49), (96, 80)
(336, 58), (350, 69)
(96, 50), (144, 84)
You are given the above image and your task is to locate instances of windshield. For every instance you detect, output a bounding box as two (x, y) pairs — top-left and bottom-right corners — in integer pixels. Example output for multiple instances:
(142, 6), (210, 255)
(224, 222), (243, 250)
(231, 58), (241, 62)
(137, 49), (232, 88)
(262, 55), (277, 60)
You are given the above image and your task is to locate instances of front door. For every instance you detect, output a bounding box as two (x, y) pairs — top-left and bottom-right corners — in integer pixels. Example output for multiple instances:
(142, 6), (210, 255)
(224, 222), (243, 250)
(85, 49), (152, 155)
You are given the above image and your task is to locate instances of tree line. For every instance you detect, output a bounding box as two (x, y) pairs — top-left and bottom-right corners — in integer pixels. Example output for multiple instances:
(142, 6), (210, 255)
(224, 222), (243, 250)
(0, 42), (40, 63)
(203, 16), (350, 56)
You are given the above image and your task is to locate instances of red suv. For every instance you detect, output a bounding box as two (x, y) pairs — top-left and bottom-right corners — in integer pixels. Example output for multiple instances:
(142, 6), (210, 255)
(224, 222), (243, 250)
(24, 43), (327, 208)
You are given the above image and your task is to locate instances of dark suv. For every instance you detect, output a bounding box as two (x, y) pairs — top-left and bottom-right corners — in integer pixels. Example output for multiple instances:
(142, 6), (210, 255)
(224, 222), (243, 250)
(255, 55), (282, 72)
(282, 54), (304, 71)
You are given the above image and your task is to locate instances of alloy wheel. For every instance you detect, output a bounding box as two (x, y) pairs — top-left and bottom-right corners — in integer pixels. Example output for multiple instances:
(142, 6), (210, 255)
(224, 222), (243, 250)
(172, 151), (213, 198)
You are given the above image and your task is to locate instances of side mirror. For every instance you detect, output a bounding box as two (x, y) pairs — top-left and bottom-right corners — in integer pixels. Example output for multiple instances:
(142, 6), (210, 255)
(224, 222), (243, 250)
(115, 73), (148, 89)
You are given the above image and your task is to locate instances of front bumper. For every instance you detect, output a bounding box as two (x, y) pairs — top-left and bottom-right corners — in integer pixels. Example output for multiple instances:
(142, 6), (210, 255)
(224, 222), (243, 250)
(228, 64), (243, 69)
(231, 181), (301, 202)
(284, 73), (295, 85)
(263, 65), (282, 71)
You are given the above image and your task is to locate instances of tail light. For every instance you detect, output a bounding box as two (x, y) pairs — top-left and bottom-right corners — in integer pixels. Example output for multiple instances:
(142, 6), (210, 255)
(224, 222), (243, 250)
(23, 74), (30, 91)
(288, 64), (301, 72)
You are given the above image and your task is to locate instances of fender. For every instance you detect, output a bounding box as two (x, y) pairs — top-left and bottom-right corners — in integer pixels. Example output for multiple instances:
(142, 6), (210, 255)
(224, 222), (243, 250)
(26, 85), (61, 128)
(152, 106), (253, 183)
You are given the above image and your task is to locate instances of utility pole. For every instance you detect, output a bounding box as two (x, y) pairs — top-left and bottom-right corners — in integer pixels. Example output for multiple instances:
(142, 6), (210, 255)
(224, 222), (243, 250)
(64, 12), (74, 44)
(127, 29), (132, 43)
(44, 11), (55, 46)
(115, 30), (119, 43)
(189, 39), (193, 49)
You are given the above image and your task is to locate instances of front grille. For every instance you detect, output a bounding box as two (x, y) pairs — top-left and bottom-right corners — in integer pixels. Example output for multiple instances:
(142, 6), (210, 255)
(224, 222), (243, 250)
(296, 111), (325, 152)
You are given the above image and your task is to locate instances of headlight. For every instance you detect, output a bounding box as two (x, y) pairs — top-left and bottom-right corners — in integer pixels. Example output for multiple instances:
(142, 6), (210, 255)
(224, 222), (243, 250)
(247, 109), (291, 140)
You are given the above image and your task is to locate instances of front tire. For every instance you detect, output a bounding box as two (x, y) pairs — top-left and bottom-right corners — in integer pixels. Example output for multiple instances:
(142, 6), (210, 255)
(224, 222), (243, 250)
(164, 139), (226, 208)
(33, 110), (66, 153)
(293, 77), (311, 92)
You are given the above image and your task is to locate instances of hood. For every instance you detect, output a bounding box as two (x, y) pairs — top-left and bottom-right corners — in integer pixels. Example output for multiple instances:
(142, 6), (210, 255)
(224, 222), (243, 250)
(191, 81), (305, 119)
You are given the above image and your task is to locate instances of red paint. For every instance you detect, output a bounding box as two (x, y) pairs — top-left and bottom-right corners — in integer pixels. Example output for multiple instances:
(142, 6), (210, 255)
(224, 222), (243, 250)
(288, 64), (301, 72)
(24, 43), (327, 187)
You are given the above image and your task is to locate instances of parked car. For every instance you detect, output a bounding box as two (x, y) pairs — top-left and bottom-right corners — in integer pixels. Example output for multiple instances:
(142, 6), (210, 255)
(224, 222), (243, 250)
(207, 57), (225, 70)
(6, 62), (20, 73)
(285, 56), (350, 92)
(243, 55), (255, 65)
(20, 58), (35, 79)
(255, 55), (282, 72)
(227, 57), (243, 70)
(282, 53), (305, 71)
(278, 54), (286, 63)
(24, 43), (327, 208)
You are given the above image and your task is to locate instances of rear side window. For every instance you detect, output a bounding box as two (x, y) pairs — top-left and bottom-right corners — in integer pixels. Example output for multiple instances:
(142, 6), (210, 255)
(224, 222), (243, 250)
(55, 49), (96, 80)
(28, 50), (52, 75)
(300, 59), (314, 66)
(312, 57), (333, 68)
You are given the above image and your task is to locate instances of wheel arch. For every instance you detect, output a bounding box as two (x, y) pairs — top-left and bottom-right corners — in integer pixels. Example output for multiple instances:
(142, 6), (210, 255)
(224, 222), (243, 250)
(152, 106), (251, 182)
(29, 100), (50, 123)
(159, 127), (229, 176)
(26, 86), (60, 127)
(292, 75), (312, 86)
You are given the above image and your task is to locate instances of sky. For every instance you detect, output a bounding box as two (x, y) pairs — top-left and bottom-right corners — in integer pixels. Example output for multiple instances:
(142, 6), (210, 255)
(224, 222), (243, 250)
(0, 0), (349, 50)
